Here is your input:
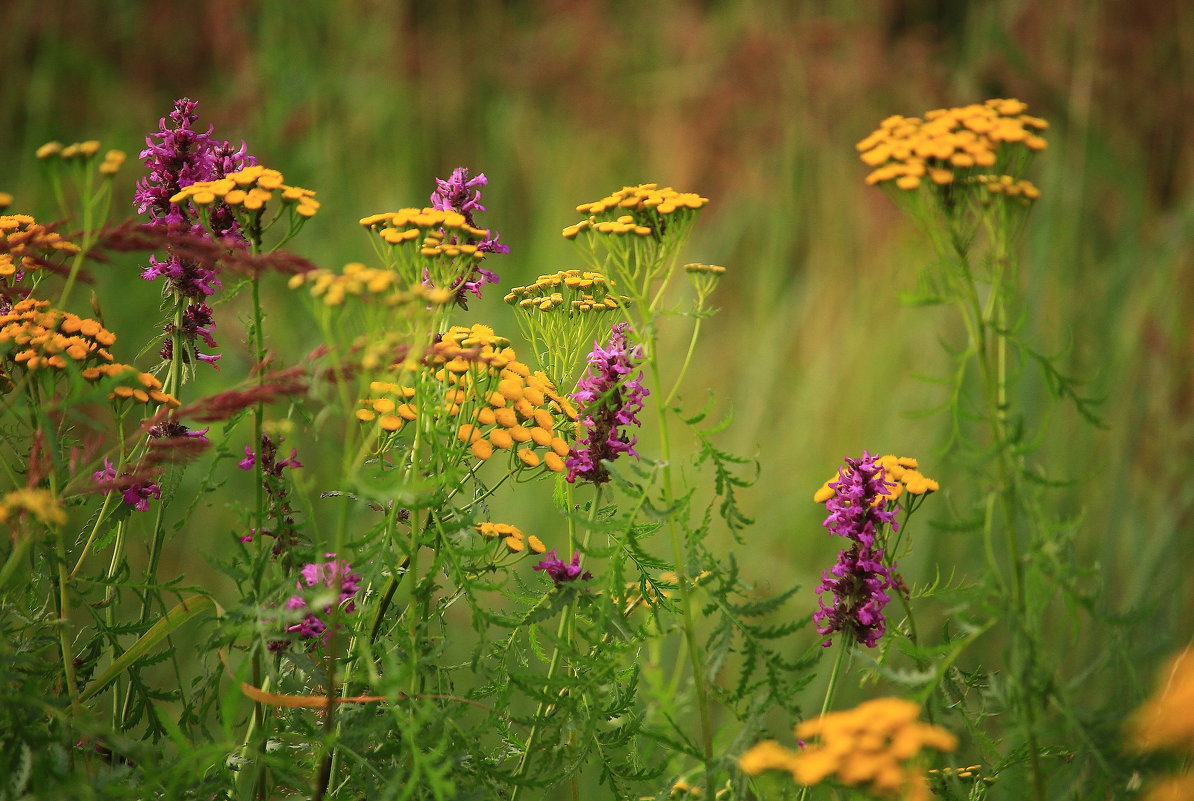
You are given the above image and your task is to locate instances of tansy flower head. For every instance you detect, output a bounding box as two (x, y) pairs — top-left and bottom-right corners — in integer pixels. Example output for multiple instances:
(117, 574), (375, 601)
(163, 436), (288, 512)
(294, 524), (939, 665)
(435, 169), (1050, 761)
(0, 299), (179, 407)
(858, 99), (1047, 194)
(739, 698), (957, 801)
(476, 521), (547, 555)
(1, 214), (81, 282)
(288, 262), (417, 308)
(356, 324), (575, 476)
(170, 164), (320, 219)
(0, 488), (67, 533)
(504, 269), (630, 386)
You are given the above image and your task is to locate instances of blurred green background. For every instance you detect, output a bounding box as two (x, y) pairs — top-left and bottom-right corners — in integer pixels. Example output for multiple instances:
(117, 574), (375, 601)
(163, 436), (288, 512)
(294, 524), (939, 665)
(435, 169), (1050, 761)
(3, 0), (1191, 728)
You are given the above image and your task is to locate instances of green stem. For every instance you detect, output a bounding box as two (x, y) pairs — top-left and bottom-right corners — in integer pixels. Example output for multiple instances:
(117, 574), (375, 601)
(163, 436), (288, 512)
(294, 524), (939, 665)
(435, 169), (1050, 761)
(509, 485), (599, 799)
(797, 642), (849, 801)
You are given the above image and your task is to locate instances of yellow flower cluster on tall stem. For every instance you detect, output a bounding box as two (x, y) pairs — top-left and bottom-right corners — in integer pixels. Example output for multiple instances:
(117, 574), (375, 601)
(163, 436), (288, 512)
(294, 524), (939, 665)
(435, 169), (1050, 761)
(857, 99), (1046, 192)
(504, 269), (629, 388)
(0, 214), (81, 282)
(0, 298), (178, 407)
(739, 698), (957, 801)
(860, 100), (1052, 801)
(355, 324), (575, 479)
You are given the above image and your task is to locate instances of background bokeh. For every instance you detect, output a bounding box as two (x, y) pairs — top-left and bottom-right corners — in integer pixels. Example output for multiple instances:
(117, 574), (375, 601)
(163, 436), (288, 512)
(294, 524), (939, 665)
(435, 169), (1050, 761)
(3, 0), (1191, 744)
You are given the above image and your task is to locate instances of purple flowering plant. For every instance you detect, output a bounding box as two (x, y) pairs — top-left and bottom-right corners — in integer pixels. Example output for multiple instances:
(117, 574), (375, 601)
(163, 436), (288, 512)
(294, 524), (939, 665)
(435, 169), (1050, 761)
(813, 451), (899, 649)
(566, 322), (650, 484)
(134, 98), (255, 374)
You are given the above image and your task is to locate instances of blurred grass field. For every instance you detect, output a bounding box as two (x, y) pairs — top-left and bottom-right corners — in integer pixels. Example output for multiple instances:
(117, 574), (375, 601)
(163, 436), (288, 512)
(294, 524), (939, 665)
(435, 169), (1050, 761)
(3, 0), (1191, 734)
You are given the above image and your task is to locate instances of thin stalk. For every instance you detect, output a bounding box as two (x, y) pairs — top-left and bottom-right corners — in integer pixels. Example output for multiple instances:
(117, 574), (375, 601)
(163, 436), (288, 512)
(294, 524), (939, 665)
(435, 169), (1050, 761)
(509, 485), (598, 800)
(797, 642), (849, 801)
(648, 352), (715, 784)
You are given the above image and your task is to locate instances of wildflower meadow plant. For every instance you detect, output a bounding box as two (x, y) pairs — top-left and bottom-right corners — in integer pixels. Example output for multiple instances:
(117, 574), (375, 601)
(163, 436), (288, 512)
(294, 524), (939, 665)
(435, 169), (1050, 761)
(0, 93), (1173, 801)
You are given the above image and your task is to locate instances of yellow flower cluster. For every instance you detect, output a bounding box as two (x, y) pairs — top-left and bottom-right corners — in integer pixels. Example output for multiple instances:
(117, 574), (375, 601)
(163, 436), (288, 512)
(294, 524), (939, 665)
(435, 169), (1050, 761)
(739, 698), (957, 801)
(0, 193), (12, 210)
(927, 763), (993, 787)
(503, 270), (627, 314)
(0, 299), (178, 407)
(973, 174), (1042, 204)
(37, 140), (102, 160)
(360, 208), (490, 251)
(858, 99), (1047, 191)
(1129, 646), (1194, 799)
(476, 522), (546, 554)
(99, 149), (127, 176)
(288, 262), (437, 307)
(36, 141), (126, 175)
(575, 183), (709, 217)
(355, 324), (574, 473)
(814, 455), (939, 504)
(170, 165), (320, 217)
(1, 214), (81, 278)
(0, 488), (67, 529)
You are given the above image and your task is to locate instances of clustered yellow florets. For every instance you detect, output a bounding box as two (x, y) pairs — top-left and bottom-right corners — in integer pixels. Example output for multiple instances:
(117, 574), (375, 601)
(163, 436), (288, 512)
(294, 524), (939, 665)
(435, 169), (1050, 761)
(563, 184), (709, 240)
(288, 262), (431, 307)
(355, 324), (575, 473)
(37, 140), (102, 161)
(814, 455), (939, 504)
(503, 270), (627, 314)
(1, 214), (81, 279)
(475, 522), (547, 554)
(972, 174), (1042, 205)
(170, 165), (320, 217)
(0, 487), (67, 531)
(0, 299), (178, 407)
(739, 698), (957, 801)
(360, 208), (490, 251)
(857, 99), (1047, 191)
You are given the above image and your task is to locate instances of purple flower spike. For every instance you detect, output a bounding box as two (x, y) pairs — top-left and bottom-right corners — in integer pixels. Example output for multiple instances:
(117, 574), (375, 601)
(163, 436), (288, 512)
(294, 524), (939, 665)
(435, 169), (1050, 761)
(813, 451), (898, 648)
(429, 166), (509, 306)
(135, 98), (256, 369)
(565, 322), (649, 484)
(285, 555), (362, 644)
(534, 550), (592, 585)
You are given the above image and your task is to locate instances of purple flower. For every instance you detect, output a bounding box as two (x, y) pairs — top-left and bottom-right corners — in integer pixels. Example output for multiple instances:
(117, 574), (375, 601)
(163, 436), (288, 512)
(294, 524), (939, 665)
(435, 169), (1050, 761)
(93, 458), (162, 513)
(146, 421), (210, 442)
(533, 550), (592, 585)
(121, 481), (162, 513)
(135, 98), (255, 369)
(429, 167), (508, 305)
(813, 451), (899, 648)
(238, 446), (256, 471)
(566, 323), (649, 484)
(285, 555), (362, 643)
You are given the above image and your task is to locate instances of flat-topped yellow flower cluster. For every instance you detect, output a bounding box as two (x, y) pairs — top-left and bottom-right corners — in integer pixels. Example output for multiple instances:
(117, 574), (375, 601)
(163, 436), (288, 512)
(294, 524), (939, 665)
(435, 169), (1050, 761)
(170, 165), (320, 217)
(476, 522), (547, 554)
(503, 270), (626, 314)
(1, 214), (80, 278)
(355, 324), (574, 473)
(857, 99), (1047, 191)
(0, 298), (178, 407)
(739, 698), (957, 801)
